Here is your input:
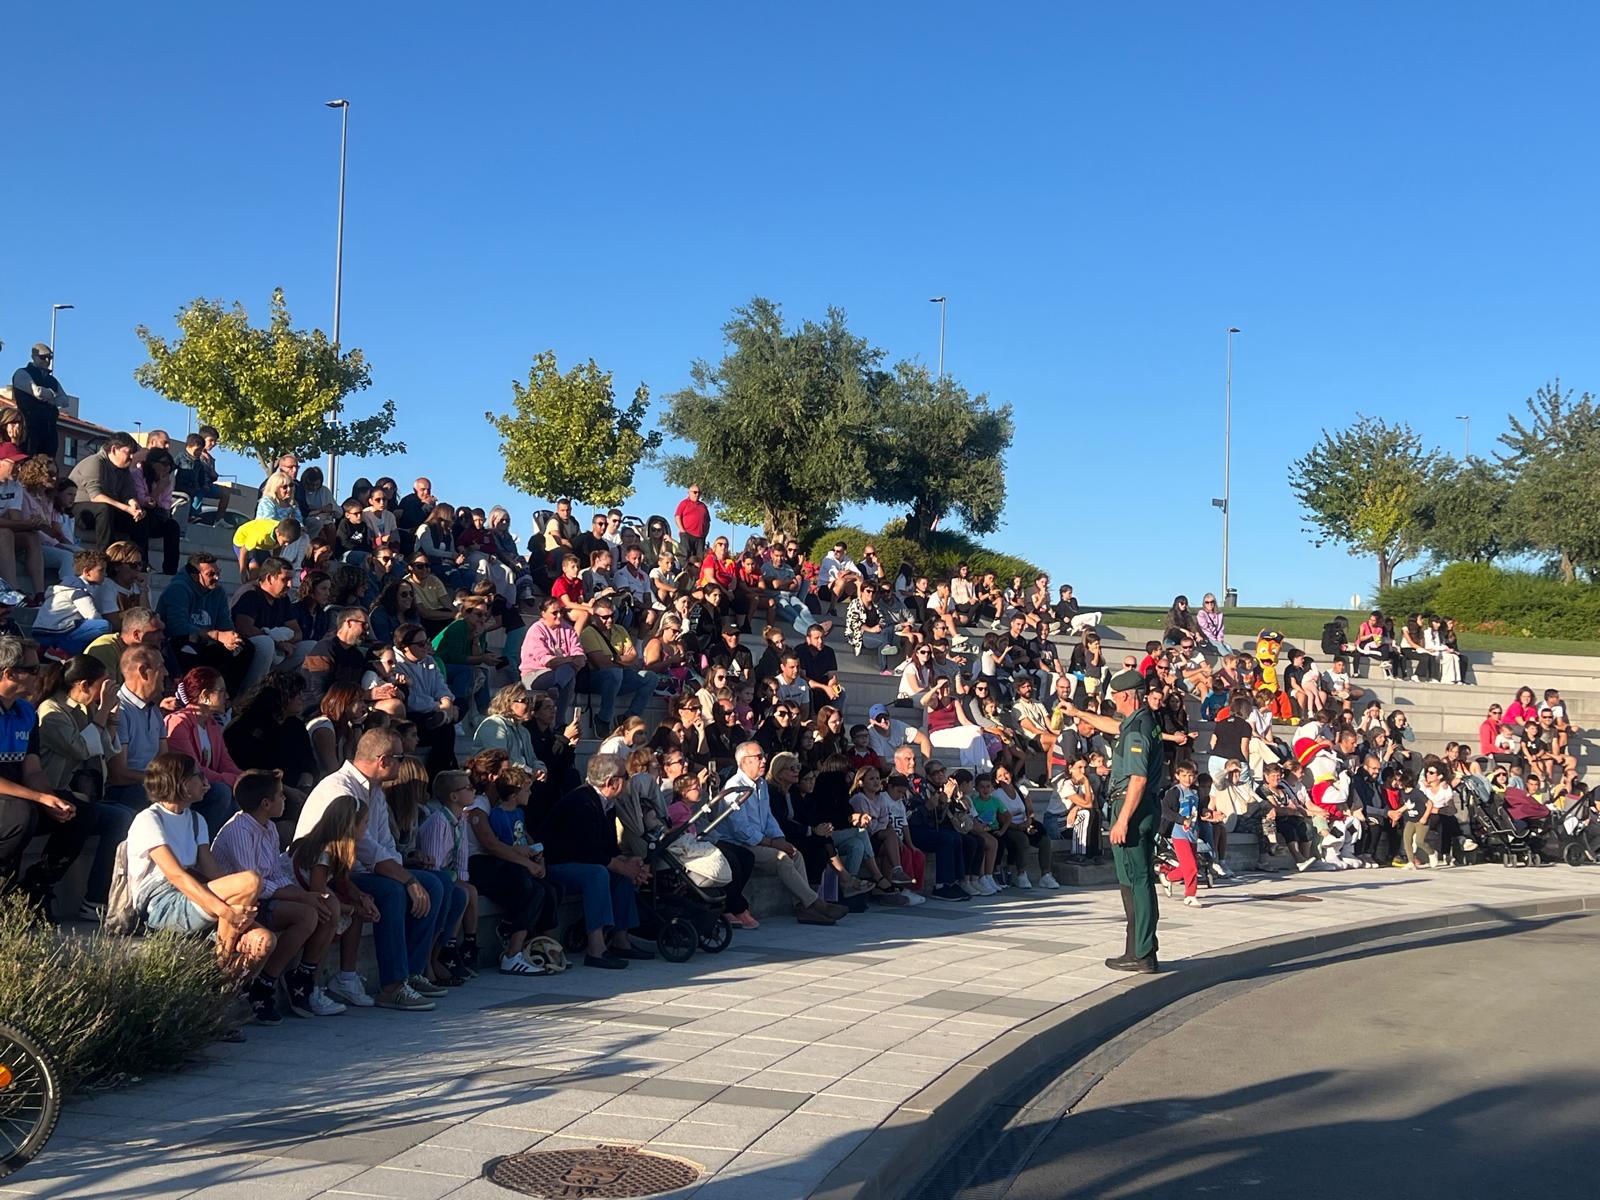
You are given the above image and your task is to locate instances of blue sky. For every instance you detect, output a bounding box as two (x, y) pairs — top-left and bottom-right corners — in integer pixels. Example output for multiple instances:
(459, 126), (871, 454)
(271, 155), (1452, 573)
(5, 2), (1596, 608)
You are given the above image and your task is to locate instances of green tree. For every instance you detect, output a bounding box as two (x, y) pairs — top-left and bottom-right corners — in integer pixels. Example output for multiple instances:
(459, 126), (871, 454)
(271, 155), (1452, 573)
(486, 351), (659, 508)
(134, 288), (400, 472)
(1497, 379), (1600, 582)
(1419, 456), (1526, 566)
(659, 297), (885, 541)
(1291, 415), (1444, 590)
(869, 363), (1013, 543)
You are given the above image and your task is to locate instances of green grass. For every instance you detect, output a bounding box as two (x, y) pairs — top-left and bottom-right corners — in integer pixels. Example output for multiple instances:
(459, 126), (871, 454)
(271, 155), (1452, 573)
(1092, 606), (1600, 659)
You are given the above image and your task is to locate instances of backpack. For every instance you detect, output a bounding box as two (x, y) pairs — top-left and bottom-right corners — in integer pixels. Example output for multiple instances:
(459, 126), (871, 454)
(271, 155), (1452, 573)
(102, 809), (203, 937)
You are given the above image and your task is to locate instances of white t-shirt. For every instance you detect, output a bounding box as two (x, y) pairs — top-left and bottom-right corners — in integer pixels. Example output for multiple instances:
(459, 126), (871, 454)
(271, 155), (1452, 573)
(997, 786), (1027, 821)
(127, 804), (209, 904)
(95, 578), (144, 621)
(0, 480), (23, 515)
(867, 718), (917, 762)
(463, 794), (492, 859)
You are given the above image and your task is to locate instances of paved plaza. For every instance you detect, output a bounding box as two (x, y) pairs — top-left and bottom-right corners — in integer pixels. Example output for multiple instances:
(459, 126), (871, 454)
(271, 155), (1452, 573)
(6, 866), (1597, 1200)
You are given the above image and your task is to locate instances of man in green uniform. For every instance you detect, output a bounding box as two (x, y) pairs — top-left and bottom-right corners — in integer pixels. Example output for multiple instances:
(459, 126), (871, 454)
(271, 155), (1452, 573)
(1062, 668), (1164, 973)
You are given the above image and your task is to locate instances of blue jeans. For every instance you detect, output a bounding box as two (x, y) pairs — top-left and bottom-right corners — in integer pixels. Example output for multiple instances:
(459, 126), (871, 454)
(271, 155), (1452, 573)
(35, 618), (113, 656)
(352, 869), (445, 987)
(775, 593), (822, 635)
(445, 664), (491, 715)
(524, 664), (577, 726)
(585, 665), (654, 728)
(544, 862), (637, 935)
(417, 867), (469, 944)
(908, 824), (963, 886)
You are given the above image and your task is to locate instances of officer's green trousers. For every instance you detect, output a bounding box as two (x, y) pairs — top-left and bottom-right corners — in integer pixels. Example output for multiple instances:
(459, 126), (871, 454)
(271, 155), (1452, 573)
(1111, 809), (1160, 961)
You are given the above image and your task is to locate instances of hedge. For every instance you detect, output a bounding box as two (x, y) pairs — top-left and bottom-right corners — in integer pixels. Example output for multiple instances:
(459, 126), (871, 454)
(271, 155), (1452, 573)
(807, 523), (1042, 587)
(1377, 562), (1600, 641)
(0, 897), (240, 1091)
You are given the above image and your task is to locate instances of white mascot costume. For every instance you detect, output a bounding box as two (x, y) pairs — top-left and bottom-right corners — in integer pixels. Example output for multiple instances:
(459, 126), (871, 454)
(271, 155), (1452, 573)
(1292, 731), (1366, 869)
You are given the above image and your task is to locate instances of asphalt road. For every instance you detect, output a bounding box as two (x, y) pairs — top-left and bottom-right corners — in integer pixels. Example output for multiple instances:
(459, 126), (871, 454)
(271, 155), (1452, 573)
(993, 918), (1600, 1200)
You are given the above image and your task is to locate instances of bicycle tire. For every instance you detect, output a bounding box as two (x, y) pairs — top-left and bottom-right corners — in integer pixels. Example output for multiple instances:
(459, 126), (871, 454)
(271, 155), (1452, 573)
(0, 1021), (62, 1179)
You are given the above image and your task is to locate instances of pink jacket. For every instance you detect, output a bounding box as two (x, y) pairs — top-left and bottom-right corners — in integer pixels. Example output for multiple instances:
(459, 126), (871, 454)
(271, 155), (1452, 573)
(163, 708), (241, 787)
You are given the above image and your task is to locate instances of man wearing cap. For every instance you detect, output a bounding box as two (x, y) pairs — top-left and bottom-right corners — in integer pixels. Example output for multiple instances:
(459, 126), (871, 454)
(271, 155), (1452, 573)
(1063, 668), (1164, 973)
(10, 344), (66, 457)
(866, 703), (932, 763)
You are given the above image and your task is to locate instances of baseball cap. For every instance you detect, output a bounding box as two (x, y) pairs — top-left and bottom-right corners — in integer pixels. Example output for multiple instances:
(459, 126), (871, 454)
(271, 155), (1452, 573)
(0, 446), (25, 464)
(868, 704), (889, 721)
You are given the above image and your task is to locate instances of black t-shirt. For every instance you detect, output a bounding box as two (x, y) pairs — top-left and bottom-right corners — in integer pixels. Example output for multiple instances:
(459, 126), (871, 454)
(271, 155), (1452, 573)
(231, 586), (295, 633)
(1283, 664), (1306, 692)
(334, 520), (371, 555)
(571, 532), (608, 568)
(1211, 716), (1251, 761)
(796, 641), (838, 684)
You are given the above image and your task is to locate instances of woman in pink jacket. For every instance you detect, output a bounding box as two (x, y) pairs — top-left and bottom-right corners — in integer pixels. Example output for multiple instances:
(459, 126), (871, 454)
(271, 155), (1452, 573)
(164, 665), (241, 831)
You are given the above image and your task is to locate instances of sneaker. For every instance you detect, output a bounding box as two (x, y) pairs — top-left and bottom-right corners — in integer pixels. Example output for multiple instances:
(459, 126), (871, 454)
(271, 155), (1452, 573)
(1390, 857), (1408, 868)
(500, 952), (543, 976)
(326, 972), (374, 1008)
(285, 972), (317, 1019)
(1211, 861), (1231, 878)
(1163, 876), (1175, 898)
(891, 866), (914, 885)
(75, 899), (106, 923)
(408, 973), (449, 999)
(727, 910), (760, 929)
(1427, 854), (1442, 869)
(307, 987), (347, 1016)
(1461, 838), (1478, 852)
(1014, 872), (1033, 890)
(1295, 857), (1319, 872)
(1037, 873), (1060, 890)
(902, 890), (927, 905)
(979, 875), (999, 895)
(933, 883), (968, 901)
(248, 979), (283, 1026)
(376, 983), (436, 1011)
(960, 880), (981, 896)
(1183, 896), (1203, 908)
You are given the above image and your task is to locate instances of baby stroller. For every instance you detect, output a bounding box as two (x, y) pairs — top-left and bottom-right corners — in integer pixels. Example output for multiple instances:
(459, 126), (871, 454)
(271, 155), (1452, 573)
(1549, 791), (1598, 867)
(1466, 787), (1550, 867)
(638, 780), (753, 962)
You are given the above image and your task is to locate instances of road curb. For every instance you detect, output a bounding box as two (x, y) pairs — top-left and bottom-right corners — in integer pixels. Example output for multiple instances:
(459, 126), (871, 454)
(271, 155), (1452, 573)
(811, 891), (1600, 1200)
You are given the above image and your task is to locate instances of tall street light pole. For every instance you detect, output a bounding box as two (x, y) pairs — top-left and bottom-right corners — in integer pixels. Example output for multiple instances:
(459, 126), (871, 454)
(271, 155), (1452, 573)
(1214, 327), (1241, 606)
(928, 297), (946, 377)
(325, 98), (350, 493)
(49, 303), (74, 355)
(1456, 414), (1471, 459)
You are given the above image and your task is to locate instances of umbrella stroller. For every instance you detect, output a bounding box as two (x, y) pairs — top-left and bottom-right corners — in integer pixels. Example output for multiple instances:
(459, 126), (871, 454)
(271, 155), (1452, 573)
(641, 780), (753, 962)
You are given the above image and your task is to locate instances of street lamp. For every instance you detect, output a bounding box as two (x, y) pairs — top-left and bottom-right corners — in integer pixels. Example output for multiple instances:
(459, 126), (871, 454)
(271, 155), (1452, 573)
(325, 98), (350, 492)
(49, 304), (74, 355)
(928, 297), (946, 377)
(1213, 327), (1241, 606)
(1455, 414), (1471, 459)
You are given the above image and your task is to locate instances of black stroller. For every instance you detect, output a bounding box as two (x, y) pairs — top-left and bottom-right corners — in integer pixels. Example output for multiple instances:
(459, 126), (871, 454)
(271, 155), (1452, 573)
(1466, 787), (1553, 867)
(639, 781), (753, 963)
(1550, 792), (1598, 867)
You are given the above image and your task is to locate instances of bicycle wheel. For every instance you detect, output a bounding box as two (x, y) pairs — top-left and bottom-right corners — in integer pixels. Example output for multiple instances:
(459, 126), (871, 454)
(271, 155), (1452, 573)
(0, 1022), (62, 1179)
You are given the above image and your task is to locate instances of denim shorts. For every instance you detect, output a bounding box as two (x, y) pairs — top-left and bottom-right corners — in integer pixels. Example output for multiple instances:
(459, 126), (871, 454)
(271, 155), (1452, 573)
(140, 880), (217, 934)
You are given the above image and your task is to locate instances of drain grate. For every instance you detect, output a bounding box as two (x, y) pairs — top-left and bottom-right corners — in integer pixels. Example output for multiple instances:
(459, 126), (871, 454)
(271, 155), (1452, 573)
(486, 1145), (702, 1198)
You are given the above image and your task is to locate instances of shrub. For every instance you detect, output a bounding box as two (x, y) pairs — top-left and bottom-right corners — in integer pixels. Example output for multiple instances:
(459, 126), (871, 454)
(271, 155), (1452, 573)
(0, 897), (239, 1091)
(808, 523), (1042, 586)
(1378, 562), (1600, 641)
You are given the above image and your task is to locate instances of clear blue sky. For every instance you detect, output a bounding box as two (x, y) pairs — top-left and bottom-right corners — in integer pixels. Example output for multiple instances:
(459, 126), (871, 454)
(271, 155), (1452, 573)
(5, 2), (1596, 608)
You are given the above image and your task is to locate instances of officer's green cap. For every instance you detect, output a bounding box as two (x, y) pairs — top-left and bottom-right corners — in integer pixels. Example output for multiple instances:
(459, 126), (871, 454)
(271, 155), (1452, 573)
(1109, 669), (1145, 693)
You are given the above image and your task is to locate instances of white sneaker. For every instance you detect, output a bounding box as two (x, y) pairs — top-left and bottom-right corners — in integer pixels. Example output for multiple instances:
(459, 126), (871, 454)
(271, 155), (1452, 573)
(326, 972), (374, 1008)
(979, 875), (999, 895)
(903, 890), (927, 905)
(307, 987), (347, 1016)
(960, 880), (981, 896)
(1014, 872), (1033, 890)
(1038, 873), (1060, 890)
(1461, 838), (1478, 852)
(1183, 896), (1203, 908)
(1163, 876), (1175, 898)
(500, 952), (542, 976)
(1295, 857), (1319, 873)
(1427, 854), (1442, 868)
(1211, 861), (1231, 878)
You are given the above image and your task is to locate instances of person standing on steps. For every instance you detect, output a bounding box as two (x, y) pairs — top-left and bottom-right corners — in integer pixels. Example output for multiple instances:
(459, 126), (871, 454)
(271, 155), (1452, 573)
(1062, 668), (1164, 973)
(674, 484), (710, 566)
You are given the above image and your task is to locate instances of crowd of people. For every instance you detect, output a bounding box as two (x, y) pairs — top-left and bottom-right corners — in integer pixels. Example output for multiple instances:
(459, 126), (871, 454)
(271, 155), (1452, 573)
(0, 401), (1589, 1023)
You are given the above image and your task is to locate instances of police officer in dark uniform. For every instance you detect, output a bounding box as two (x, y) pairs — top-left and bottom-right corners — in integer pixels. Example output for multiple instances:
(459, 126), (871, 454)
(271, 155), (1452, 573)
(1063, 667), (1165, 972)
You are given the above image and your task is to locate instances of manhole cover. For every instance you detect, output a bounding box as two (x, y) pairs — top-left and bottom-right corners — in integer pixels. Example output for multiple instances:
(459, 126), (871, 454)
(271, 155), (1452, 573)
(486, 1145), (702, 1198)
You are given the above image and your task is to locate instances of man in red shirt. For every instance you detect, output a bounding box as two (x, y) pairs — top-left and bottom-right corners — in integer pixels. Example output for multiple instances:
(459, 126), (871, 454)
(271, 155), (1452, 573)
(674, 485), (710, 564)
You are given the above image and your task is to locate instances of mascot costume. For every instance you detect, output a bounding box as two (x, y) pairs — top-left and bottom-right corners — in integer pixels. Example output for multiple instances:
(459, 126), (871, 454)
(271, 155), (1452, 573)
(1292, 727), (1368, 869)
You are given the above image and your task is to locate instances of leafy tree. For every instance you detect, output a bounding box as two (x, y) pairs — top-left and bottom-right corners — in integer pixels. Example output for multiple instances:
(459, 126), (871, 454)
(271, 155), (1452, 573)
(660, 297), (885, 541)
(869, 363), (1013, 543)
(1497, 380), (1600, 583)
(1291, 415), (1444, 590)
(1419, 456), (1526, 565)
(134, 288), (400, 473)
(486, 351), (659, 508)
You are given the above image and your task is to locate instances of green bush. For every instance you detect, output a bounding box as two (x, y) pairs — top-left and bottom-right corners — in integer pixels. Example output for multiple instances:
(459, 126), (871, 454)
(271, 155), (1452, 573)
(1378, 563), (1600, 640)
(809, 522), (1042, 586)
(0, 897), (239, 1091)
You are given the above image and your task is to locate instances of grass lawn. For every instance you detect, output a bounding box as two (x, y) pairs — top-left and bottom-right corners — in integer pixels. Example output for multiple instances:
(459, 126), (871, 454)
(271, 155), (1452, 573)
(1094, 606), (1600, 659)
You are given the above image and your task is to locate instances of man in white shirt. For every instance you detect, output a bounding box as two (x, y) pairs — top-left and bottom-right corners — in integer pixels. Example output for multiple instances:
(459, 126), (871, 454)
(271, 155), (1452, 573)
(867, 704), (932, 762)
(817, 542), (862, 613)
(295, 729), (445, 1012)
